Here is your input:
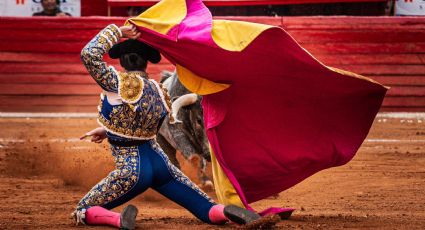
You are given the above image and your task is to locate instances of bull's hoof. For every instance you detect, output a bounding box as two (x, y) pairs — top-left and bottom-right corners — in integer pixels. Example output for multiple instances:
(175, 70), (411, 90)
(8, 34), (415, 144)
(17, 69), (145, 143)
(201, 180), (214, 192)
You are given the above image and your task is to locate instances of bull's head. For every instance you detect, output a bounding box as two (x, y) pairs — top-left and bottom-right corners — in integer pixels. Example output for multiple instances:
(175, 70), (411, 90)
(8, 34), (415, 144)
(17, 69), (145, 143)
(170, 93), (198, 124)
(170, 93), (210, 161)
(159, 70), (211, 161)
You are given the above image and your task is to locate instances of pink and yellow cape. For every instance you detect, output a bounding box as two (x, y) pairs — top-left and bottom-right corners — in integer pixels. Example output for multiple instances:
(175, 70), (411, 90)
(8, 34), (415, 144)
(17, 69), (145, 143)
(126, 0), (387, 216)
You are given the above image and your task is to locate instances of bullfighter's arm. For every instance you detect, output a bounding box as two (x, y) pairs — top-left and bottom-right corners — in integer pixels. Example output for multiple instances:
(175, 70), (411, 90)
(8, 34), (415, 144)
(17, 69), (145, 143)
(80, 24), (122, 92)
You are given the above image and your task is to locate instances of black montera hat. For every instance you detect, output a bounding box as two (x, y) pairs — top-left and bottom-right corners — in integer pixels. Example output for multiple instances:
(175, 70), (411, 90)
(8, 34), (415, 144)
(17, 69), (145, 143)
(108, 39), (161, 64)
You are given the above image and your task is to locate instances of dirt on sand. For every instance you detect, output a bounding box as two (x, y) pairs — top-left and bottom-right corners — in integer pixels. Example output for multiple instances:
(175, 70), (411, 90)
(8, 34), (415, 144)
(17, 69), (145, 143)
(0, 116), (424, 229)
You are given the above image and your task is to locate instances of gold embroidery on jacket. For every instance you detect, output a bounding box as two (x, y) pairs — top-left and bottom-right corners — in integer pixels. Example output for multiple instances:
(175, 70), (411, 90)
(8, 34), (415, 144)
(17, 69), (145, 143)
(118, 72), (146, 104)
(97, 78), (169, 140)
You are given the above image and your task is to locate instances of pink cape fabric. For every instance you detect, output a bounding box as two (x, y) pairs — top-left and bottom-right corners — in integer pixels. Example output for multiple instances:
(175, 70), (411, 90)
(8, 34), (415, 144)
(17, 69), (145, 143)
(131, 0), (387, 214)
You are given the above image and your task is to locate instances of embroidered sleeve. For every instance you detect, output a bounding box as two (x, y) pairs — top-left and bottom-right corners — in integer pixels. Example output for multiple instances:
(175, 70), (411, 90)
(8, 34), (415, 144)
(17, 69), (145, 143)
(80, 24), (123, 92)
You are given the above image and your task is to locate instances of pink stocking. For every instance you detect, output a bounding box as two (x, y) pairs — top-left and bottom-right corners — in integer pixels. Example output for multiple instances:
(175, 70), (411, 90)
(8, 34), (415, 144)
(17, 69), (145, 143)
(85, 206), (121, 227)
(208, 204), (227, 224)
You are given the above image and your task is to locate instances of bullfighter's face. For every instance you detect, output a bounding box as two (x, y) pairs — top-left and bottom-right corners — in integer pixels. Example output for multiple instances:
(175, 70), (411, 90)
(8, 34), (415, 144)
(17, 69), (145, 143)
(42, 0), (58, 12)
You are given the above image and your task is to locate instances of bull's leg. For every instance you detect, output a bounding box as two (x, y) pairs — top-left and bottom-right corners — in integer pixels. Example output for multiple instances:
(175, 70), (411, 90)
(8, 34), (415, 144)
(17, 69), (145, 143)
(156, 134), (181, 169)
(189, 155), (214, 191)
(198, 157), (214, 191)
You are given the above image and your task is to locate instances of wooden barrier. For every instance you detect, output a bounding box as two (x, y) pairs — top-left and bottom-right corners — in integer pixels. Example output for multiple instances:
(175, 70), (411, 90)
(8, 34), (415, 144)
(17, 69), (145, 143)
(0, 16), (424, 112)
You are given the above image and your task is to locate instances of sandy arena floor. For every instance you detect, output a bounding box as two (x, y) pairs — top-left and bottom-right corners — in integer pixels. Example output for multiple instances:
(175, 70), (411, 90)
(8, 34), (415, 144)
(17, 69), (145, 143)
(0, 114), (424, 229)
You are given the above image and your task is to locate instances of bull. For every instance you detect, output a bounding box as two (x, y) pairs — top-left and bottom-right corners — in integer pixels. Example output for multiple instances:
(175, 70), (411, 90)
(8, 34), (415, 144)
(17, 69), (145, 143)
(157, 71), (213, 190)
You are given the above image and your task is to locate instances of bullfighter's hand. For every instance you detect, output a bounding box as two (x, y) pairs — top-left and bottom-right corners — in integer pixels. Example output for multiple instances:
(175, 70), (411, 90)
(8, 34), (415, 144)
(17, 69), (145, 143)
(80, 127), (107, 144)
(120, 25), (141, 40)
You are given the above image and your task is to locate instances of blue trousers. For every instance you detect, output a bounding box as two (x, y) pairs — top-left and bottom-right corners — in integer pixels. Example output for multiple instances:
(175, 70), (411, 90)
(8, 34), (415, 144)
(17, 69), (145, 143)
(76, 140), (215, 223)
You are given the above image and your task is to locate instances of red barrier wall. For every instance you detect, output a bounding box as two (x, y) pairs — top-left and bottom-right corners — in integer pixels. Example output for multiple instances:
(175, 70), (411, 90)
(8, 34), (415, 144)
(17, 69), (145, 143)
(0, 16), (424, 112)
(81, 0), (108, 16)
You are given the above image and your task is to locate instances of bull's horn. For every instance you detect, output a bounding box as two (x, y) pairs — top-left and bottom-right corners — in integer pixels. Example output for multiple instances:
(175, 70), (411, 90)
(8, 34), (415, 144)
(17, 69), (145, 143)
(171, 93), (197, 124)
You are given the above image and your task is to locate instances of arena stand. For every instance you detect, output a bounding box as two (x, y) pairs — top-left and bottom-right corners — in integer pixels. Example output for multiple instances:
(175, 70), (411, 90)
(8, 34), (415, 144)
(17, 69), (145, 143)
(0, 16), (424, 112)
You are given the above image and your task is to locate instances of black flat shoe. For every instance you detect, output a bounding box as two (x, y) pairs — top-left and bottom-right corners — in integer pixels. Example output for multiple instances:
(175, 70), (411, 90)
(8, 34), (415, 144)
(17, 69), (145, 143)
(223, 205), (261, 225)
(120, 205), (138, 230)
